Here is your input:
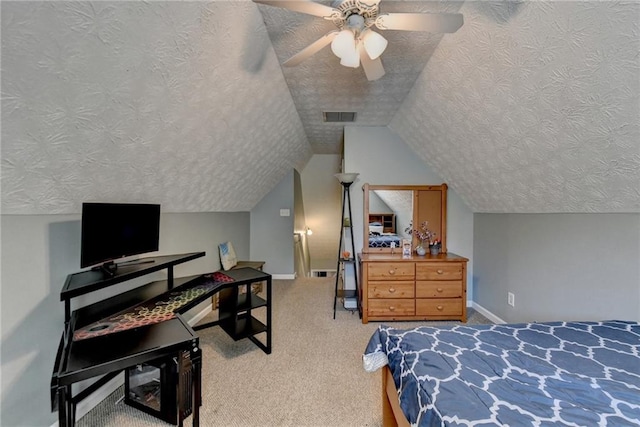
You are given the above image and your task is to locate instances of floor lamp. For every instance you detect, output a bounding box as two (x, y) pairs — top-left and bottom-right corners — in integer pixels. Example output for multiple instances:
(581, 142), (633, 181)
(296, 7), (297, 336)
(333, 172), (360, 319)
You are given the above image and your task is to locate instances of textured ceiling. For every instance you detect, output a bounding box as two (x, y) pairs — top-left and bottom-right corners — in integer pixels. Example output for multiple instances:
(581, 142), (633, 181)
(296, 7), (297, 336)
(257, 0), (464, 154)
(374, 190), (412, 219)
(1, 1), (639, 215)
(373, 189), (413, 236)
(1, 1), (311, 214)
(390, 1), (640, 213)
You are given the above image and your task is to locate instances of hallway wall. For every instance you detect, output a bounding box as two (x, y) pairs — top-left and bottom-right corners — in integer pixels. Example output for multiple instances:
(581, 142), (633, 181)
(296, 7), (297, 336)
(299, 155), (342, 272)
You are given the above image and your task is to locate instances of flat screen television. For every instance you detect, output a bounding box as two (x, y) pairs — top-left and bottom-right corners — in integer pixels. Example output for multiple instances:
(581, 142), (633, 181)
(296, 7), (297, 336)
(81, 202), (161, 269)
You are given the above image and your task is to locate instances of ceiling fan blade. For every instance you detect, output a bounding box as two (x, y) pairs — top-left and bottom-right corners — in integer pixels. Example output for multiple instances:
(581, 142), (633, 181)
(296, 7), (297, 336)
(359, 44), (385, 81)
(253, 0), (339, 19)
(283, 31), (339, 67)
(376, 13), (464, 33)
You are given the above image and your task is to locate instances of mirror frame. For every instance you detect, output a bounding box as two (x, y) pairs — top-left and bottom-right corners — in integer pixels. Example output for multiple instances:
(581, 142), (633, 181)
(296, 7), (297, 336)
(363, 184), (448, 254)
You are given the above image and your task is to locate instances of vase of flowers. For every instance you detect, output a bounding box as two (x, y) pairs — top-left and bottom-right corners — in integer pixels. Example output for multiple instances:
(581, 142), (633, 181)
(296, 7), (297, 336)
(429, 238), (441, 256)
(404, 221), (437, 256)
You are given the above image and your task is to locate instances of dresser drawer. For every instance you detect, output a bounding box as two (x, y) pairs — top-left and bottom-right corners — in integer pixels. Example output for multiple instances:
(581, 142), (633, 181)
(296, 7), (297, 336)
(416, 262), (463, 281)
(367, 262), (415, 280)
(416, 298), (462, 316)
(368, 299), (415, 316)
(369, 281), (414, 299)
(416, 281), (462, 298)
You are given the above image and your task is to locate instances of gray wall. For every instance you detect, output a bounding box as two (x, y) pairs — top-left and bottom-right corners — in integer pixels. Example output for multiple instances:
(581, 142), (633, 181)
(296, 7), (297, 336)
(0, 212), (249, 427)
(250, 170), (295, 276)
(299, 155), (342, 271)
(474, 213), (640, 323)
(368, 192), (393, 214)
(293, 169), (310, 278)
(344, 126), (475, 299)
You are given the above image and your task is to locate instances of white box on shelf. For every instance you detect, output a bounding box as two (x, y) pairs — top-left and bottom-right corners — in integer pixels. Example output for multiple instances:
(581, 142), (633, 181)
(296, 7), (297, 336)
(343, 298), (357, 309)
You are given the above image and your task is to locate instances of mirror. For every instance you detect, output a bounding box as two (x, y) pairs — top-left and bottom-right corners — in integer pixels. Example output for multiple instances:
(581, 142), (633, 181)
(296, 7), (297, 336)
(363, 184), (448, 254)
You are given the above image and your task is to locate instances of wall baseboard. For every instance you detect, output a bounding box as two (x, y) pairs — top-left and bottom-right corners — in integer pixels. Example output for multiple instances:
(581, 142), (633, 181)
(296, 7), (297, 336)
(50, 304), (214, 427)
(310, 269), (336, 278)
(271, 273), (296, 279)
(470, 301), (506, 324)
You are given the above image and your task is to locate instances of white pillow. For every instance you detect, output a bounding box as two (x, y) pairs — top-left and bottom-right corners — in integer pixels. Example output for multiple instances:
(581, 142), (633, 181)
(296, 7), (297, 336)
(218, 241), (238, 271)
(369, 225), (384, 234)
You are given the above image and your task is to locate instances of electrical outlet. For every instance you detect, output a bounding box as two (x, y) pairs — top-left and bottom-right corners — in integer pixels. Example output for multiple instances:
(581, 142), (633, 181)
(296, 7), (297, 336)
(508, 292), (515, 307)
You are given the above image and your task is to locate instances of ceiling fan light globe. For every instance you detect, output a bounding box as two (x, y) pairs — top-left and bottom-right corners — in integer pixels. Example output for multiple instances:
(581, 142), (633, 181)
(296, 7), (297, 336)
(363, 30), (388, 60)
(331, 29), (355, 59)
(340, 50), (360, 68)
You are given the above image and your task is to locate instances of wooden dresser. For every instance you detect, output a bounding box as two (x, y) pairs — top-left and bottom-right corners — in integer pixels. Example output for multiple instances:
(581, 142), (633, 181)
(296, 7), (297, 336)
(358, 252), (468, 323)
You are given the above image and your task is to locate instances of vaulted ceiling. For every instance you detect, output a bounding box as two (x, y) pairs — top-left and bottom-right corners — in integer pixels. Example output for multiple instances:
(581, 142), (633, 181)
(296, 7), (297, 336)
(257, 0), (464, 154)
(1, 1), (638, 214)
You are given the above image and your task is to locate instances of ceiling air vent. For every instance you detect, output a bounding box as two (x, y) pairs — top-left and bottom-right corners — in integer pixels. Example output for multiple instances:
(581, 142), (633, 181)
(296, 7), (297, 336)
(323, 112), (357, 122)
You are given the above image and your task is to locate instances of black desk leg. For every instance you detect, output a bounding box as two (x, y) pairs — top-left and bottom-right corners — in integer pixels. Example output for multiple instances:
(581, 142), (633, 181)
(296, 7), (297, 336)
(64, 300), (71, 323)
(266, 276), (272, 354)
(168, 266), (174, 290)
(193, 352), (202, 427)
(57, 385), (74, 427)
(70, 398), (76, 427)
(57, 387), (67, 427)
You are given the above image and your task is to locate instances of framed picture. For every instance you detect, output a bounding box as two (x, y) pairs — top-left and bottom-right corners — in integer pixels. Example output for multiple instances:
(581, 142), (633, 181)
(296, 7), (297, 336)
(402, 239), (412, 259)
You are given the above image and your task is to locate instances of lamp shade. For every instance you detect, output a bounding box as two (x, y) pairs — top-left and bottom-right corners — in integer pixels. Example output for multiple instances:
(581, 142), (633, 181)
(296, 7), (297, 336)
(335, 173), (359, 184)
(331, 29), (356, 59)
(363, 30), (388, 60)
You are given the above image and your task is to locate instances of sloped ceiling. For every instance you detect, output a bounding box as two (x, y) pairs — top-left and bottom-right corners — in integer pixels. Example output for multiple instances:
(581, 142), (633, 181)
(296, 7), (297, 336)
(1, 1), (311, 214)
(256, 0), (464, 154)
(390, 1), (640, 213)
(1, 1), (639, 215)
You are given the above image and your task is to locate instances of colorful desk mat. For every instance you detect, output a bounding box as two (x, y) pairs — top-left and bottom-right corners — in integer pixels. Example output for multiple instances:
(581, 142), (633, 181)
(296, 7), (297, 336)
(73, 271), (234, 341)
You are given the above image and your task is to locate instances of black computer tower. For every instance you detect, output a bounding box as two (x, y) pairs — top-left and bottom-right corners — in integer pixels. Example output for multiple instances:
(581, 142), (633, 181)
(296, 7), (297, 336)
(124, 350), (194, 425)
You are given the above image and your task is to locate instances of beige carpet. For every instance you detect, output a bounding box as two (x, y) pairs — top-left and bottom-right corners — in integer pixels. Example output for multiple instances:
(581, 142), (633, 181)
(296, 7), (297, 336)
(77, 277), (491, 427)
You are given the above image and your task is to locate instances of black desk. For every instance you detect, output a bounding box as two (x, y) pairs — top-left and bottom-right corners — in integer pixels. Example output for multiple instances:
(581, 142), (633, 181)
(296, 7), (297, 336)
(192, 267), (272, 354)
(52, 316), (200, 427)
(51, 257), (272, 427)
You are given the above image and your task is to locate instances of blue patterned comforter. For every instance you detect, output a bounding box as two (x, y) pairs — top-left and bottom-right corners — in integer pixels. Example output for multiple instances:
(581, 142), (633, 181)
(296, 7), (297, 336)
(369, 233), (401, 248)
(363, 321), (640, 426)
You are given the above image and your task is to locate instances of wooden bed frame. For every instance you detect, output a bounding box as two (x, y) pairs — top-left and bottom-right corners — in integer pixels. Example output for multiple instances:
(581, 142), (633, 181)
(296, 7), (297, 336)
(382, 365), (410, 427)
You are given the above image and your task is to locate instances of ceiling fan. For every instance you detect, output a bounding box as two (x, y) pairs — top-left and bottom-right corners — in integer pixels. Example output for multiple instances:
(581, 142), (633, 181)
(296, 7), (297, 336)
(254, 0), (463, 81)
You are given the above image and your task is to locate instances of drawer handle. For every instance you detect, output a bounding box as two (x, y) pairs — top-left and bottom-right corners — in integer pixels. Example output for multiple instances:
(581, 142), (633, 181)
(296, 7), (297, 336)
(389, 306), (396, 311)
(388, 287), (396, 293)
(436, 287), (443, 293)
(388, 269), (396, 275)
(437, 269), (444, 275)
(437, 305), (444, 311)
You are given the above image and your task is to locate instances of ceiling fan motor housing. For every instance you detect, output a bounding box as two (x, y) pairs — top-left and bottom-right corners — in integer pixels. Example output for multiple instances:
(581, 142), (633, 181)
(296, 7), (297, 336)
(346, 14), (365, 32)
(331, 0), (379, 30)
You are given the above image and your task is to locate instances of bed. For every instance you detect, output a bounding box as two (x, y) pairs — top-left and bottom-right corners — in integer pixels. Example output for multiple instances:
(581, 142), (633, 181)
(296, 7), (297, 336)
(369, 233), (402, 248)
(363, 320), (640, 426)
(368, 221), (402, 248)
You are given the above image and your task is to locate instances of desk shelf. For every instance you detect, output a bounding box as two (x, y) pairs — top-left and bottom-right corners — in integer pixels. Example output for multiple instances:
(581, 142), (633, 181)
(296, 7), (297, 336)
(60, 252), (205, 322)
(236, 293), (267, 311)
(61, 253), (205, 300)
(220, 314), (267, 341)
(72, 275), (201, 330)
(216, 270), (269, 348)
